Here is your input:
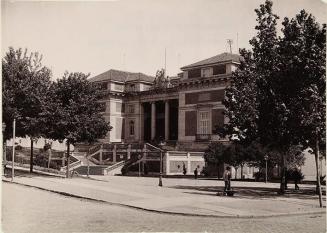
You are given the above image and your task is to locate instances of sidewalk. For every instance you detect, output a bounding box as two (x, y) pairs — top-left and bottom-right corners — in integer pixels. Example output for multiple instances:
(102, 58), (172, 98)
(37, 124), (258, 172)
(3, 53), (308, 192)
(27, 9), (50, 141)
(2, 174), (326, 218)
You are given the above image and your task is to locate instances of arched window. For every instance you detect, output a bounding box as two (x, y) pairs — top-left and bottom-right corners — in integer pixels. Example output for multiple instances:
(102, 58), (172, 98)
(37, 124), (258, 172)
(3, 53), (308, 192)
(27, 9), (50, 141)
(129, 120), (135, 136)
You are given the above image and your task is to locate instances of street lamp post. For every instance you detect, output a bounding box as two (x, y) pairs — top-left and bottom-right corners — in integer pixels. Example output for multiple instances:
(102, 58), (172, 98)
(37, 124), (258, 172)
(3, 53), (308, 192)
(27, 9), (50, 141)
(2, 123), (6, 176)
(264, 155), (268, 183)
(87, 155), (90, 178)
(12, 119), (16, 182)
(158, 141), (164, 187)
(138, 153), (141, 177)
(159, 150), (163, 186)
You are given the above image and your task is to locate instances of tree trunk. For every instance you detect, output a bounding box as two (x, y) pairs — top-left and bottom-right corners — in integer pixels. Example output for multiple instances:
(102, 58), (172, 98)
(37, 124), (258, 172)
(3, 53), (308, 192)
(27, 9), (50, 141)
(241, 165), (244, 180)
(314, 131), (323, 208)
(47, 149), (52, 169)
(217, 162), (219, 179)
(235, 168), (238, 179)
(279, 152), (286, 194)
(66, 142), (70, 178)
(30, 138), (34, 173)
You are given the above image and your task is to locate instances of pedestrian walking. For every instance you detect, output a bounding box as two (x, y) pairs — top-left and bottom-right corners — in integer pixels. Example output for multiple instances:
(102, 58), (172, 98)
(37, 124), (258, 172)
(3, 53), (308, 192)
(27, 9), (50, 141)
(223, 166), (231, 195)
(183, 163), (187, 175)
(194, 167), (198, 179)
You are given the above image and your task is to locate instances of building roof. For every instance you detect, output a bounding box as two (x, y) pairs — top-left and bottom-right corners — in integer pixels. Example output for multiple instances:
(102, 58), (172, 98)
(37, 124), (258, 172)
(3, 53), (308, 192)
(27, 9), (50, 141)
(89, 69), (155, 83)
(181, 52), (242, 70)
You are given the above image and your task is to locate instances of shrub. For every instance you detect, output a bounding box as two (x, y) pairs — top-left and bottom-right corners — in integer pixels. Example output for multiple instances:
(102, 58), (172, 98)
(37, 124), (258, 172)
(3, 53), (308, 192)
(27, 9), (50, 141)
(33, 154), (48, 167)
(201, 167), (210, 177)
(254, 171), (265, 181)
(286, 169), (304, 182)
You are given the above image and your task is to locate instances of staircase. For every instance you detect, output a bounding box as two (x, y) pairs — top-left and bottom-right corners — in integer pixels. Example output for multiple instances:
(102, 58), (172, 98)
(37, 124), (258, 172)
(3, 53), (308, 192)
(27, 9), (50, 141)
(67, 142), (162, 176)
(72, 152), (96, 166)
(60, 153), (82, 172)
(104, 160), (128, 175)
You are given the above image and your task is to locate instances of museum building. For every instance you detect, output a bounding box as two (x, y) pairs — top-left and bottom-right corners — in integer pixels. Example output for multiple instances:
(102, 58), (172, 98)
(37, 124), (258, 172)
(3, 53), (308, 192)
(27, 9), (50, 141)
(86, 52), (256, 177)
(90, 52), (240, 146)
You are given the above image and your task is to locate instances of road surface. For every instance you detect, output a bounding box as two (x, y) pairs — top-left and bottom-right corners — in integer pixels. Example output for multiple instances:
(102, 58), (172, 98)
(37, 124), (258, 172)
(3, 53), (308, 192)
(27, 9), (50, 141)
(2, 182), (326, 233)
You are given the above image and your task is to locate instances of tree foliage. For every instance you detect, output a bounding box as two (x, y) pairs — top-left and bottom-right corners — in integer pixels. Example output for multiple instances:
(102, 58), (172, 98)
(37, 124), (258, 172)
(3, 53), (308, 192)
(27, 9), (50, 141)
(47, 72), (112, 145)
(2, 47), (52, 172)
(222, 0), (325, 196)
(2, 47), (52, 140)
(46, 72), (112, 177)
(204, 142), (228, 165)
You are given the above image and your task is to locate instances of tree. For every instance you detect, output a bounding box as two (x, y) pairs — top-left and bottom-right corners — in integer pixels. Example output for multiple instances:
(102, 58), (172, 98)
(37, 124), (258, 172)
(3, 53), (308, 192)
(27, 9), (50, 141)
(224, 143), (250, 179)
(249, 0), (297, 194)
(204, 142), (228, 178)
(223, 49), (258, 146)
(278, 10), (326, 206)
(47, 72), (112, 178)
(2, 47), (52, 172)
(223, 1), (320, 195)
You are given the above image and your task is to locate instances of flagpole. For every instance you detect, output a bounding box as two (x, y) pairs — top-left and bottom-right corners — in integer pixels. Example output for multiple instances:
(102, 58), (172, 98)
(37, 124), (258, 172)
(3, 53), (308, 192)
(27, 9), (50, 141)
(164, 48), (167, 77)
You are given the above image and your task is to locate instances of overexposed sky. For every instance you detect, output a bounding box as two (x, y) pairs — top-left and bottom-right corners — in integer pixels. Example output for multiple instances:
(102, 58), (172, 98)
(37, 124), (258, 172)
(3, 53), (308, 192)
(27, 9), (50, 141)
(1, 0), (326, 79)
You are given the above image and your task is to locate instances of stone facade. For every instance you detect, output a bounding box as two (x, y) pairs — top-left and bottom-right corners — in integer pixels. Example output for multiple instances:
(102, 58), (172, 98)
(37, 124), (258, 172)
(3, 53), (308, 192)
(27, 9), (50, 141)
(89, 52), (241, 147)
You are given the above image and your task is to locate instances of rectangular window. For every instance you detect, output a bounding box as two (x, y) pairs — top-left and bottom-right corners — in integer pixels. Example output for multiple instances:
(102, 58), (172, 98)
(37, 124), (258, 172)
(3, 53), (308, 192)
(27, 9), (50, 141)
(213, 65), (226, 75)
(202, 68), (211, 77)
(128, 104), (135, 114)
(198, 93), (211, 102)
(199, 111), (210, 135)
(188, 69), (201, 78)
(130, 84), (136, 92)
(97, 82), (107, 90)
(129, 120), (135, 136)
(114, 84), (124, 91)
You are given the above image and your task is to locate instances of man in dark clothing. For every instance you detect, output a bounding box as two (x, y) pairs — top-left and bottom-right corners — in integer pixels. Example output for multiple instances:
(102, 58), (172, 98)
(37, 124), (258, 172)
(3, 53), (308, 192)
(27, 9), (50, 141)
(223, 166), (231, 195)
(194, 168), (198, 179)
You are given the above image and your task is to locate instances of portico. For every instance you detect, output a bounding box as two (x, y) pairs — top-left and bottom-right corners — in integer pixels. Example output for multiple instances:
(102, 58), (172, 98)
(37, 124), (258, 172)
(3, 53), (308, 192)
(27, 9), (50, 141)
(141, 98), (179, 142)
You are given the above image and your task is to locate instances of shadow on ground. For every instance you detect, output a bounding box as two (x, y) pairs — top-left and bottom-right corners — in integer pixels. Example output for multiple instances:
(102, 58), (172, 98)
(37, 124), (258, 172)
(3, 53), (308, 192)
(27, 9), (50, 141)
(3, 169), (63, 179)
(169, 185), (326, 200)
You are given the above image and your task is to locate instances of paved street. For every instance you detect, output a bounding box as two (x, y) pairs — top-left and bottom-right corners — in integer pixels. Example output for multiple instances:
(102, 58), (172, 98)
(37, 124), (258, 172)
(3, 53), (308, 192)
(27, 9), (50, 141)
(2, 182), (326, 233)
(2, 173), (325, 217)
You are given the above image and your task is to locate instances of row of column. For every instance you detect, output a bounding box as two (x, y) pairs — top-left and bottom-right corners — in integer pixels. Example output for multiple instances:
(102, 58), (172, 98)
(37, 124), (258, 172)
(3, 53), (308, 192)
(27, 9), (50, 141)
(150, 101), (170, 141)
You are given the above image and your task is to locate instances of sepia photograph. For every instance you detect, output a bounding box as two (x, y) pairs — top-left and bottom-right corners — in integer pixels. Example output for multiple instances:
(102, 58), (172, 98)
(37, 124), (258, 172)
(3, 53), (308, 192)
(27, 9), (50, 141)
(1, 0), (326, 232)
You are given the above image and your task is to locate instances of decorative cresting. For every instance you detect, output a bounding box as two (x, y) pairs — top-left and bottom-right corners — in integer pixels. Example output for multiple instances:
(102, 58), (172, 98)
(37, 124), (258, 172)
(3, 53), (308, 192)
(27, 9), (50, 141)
(151, 68), (172, 89)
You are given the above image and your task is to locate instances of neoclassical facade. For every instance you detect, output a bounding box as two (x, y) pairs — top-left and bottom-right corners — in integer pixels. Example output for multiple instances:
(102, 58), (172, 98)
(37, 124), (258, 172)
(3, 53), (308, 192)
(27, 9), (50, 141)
(89, 52), (241, 150)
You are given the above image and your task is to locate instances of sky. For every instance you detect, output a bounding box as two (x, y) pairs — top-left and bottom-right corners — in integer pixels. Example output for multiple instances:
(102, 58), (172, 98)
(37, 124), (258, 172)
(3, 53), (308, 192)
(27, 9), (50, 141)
(1, 0), (326, 79)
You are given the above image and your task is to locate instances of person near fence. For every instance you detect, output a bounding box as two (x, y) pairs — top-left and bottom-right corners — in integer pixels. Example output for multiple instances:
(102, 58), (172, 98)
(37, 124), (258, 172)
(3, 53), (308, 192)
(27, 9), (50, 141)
(194, 167), (198, 179)
(223, 166), (231, 195)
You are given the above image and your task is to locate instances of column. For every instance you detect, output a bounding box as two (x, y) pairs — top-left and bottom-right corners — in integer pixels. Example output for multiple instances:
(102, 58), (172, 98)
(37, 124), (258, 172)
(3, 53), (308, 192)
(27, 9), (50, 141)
(164, 100), (170, 141)
(151, 102), (156, 140)
(187, 152), (191, 175)
(139, 103), (144, 141)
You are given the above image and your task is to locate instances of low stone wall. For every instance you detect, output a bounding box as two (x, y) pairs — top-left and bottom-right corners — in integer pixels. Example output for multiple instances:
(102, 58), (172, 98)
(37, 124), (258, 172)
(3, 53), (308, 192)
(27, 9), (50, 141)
(165, 151), (205, 175)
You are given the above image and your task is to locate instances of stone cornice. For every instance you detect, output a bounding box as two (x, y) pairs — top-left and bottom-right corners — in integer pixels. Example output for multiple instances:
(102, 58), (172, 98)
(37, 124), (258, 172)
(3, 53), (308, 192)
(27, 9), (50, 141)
(178, 75), (230, 91)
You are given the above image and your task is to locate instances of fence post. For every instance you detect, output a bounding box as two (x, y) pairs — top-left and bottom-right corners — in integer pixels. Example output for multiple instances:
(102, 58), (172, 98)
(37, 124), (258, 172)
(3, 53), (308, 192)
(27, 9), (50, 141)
(99, 144), (103, 164)
(187, 152), (191, 175)
(113, 144), (117, 163)
(165, 152), (170, 175)
(127, 144), (131, 159)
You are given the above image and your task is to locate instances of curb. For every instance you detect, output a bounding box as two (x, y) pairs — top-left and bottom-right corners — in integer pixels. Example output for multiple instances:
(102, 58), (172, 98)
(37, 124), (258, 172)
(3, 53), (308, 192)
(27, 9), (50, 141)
(3, 180), (326, 219)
